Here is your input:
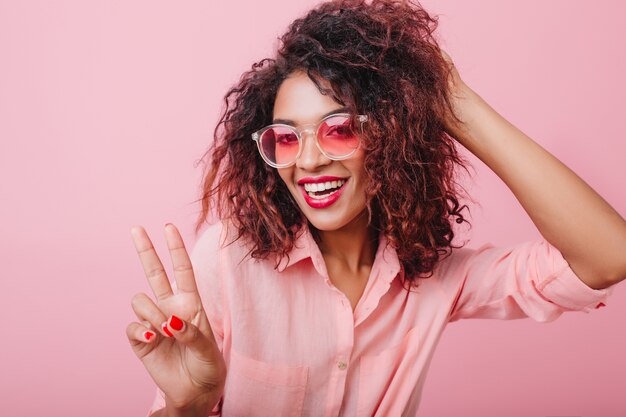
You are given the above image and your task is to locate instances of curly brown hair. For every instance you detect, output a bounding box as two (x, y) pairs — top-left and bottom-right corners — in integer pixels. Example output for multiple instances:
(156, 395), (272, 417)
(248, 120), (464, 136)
(194, 0), (475, 288)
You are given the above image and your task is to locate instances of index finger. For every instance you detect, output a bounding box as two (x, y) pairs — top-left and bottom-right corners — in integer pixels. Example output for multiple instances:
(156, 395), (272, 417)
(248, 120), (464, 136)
(130, 225), (174, 301)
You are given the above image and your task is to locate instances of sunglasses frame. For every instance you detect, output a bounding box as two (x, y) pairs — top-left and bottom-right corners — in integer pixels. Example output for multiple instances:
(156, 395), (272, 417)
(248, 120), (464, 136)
(251, 112), (369, 168)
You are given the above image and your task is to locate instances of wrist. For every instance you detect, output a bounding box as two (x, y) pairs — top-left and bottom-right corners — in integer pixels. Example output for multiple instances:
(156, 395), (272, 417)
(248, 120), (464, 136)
(444, 81), (481, 145)
(164, 391), (223, 417)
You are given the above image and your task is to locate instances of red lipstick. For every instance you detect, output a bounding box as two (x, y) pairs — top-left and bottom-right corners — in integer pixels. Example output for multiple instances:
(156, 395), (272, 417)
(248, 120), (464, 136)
(298, 177), (348, 209)
(297, 175), (346, 185)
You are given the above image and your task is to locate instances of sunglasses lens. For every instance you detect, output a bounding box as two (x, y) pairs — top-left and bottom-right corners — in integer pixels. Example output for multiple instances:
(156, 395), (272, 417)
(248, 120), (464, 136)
(257, 115), (361, 166)
(259, 126), (299, 166)
(318, 115), (359, 158)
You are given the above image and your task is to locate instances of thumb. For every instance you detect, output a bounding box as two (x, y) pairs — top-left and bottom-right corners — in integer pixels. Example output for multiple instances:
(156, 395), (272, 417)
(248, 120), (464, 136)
(165, 314), (217, 362)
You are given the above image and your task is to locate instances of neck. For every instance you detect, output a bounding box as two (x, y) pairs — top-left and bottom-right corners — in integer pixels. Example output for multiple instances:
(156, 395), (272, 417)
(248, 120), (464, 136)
(315, 210), (379, 274)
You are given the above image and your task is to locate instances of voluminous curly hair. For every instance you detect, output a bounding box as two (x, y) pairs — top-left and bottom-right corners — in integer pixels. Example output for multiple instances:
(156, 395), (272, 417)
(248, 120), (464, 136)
(194, 0), (474, 288)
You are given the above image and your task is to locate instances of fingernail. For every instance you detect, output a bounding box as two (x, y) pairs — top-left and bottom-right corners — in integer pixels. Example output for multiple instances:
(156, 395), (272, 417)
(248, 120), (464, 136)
(165, 223), (172, 229)
(169, 315), (185, 332)
(144, 331), (155, 342)
(161, 322), (174, 337)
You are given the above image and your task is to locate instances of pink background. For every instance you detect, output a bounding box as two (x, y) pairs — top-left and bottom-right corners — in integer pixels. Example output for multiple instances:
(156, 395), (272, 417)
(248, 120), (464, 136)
(1, 1), (624, 416)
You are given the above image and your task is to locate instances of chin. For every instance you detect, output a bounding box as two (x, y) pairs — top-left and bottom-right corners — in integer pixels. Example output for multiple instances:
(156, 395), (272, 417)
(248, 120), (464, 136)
(301, 205), (367, 232)
(306, 217), (349, 232)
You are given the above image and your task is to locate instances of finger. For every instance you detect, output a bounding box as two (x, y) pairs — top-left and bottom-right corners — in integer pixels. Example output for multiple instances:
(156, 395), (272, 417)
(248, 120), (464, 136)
(164, 223), (198, 294)
(130, 225), (174, 301)
(126, 322), (159, 355)
(165, 314), (220, 363)
(131, 292), (171, 338)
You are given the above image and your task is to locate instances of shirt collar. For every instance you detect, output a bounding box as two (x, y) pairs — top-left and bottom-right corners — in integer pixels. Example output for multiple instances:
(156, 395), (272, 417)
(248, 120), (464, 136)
(276, 225), (317, 272)
(276, 224), (403, 284)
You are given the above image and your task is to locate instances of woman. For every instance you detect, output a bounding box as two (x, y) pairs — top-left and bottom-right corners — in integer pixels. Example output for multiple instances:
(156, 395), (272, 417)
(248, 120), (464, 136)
(127, 0), (625, 415)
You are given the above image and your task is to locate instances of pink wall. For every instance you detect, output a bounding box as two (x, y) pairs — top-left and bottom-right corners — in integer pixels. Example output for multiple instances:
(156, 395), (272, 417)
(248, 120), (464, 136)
(1, 1), (624, 416)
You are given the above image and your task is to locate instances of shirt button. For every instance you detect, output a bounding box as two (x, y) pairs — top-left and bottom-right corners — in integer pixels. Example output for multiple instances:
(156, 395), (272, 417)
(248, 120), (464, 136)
(337, 361), (347, 370)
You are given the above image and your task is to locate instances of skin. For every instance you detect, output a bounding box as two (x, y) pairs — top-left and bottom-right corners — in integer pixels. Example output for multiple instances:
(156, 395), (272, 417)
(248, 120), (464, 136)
(126, 49), (626, 415)
(440, 50), (626, 290)
(127, 224), (225, 416)
(272, 70), (379, 310)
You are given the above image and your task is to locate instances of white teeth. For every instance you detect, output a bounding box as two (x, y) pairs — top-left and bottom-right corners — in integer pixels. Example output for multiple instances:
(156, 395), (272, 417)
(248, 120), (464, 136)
(303, 179), (346, 193)
(307, 189), (338, 199)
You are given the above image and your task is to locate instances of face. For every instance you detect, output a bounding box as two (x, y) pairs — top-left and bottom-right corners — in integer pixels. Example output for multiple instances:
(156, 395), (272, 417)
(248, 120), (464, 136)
(272, 70), (368, 232)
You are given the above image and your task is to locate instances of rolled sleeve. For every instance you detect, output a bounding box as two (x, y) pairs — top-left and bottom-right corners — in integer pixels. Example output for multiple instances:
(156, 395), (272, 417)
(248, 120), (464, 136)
(536, 239), (614, 312)
(446, 237), (616, 322)
(146, 386), (165, 417)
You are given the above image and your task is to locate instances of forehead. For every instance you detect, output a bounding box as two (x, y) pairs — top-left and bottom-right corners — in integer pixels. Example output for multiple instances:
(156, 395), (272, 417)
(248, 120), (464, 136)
(272, 71), (345, 126)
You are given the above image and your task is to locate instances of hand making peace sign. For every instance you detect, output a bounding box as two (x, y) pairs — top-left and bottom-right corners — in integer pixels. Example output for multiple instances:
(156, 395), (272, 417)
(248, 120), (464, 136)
(126, 224), (226, 413)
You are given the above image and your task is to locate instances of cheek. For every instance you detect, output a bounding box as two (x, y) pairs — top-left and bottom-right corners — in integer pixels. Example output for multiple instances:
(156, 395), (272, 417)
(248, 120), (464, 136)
(346, 155), (367, 185)
(276, 168), (299, 199)
(350, 148), (367, 171)
(276, 168), (292, 185)
(352, 165), (369, 202)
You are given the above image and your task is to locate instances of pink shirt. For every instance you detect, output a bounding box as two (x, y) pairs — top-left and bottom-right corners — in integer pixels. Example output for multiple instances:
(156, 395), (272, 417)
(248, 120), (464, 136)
(147, 220), (613, 416)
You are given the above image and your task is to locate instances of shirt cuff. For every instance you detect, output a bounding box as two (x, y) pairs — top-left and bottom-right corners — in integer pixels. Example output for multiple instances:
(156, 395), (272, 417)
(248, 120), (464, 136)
(209, 396), (223, 415)
(536, 242), (615, 312)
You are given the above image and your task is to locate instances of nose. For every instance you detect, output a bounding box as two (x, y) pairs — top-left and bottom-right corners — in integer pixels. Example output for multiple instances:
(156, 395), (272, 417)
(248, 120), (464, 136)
(295, 127), (331, 170)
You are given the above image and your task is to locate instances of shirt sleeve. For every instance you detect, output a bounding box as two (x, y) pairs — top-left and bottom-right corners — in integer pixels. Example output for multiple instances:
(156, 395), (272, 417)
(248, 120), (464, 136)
(146, 387), (223, 416)
(146, 221), (226, 416)
(446, 237), (615, 323)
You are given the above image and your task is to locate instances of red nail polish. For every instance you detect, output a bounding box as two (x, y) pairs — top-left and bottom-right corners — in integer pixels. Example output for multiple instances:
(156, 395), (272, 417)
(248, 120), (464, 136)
(144, 331), (155, 341)
(170, 315), (185, 331)
(595, 302), (606, 309)
(162, 322), (174, 337)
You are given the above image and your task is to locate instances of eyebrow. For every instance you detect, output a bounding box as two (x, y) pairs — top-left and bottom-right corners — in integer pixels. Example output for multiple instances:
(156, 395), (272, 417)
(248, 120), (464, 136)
(272, 106), (350, 125)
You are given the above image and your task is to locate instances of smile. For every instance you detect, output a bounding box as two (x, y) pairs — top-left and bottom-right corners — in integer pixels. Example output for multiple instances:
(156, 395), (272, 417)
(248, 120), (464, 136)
(298, 179), (348, 209)
(304, 179), (346, 198)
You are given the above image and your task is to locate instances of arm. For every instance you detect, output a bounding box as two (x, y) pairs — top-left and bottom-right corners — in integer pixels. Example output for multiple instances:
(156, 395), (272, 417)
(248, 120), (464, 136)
(149, 394), (221, 417)
(441, 51), (626, 290)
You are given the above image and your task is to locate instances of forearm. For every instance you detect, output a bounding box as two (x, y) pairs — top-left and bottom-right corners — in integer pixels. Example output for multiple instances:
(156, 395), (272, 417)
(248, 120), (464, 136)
(447, 83), (626, 289)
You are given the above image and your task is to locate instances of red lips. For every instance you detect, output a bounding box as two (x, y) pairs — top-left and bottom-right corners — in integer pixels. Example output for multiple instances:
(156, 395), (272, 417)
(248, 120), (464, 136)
(297, 175), (347, 185)
(299, 179), (348, 209)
